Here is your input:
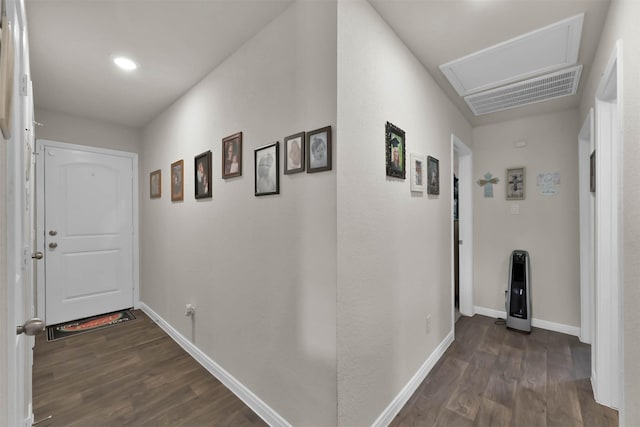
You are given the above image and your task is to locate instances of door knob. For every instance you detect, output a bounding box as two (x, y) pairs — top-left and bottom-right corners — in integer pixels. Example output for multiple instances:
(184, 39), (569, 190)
(48, 242), (58, 249)
(49, 230), (57, 236)
(32, 251), (43, 259)
(16, 318), (45, 336)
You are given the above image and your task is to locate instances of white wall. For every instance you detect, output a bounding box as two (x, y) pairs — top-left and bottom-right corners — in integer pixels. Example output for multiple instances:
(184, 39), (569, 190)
(336, 1), (472, 425)
(34, 107), (141, 154)
(140, 2), (336, 426)
(0, 117), (7, 427)
(579, 0), (640, 422)
(473, 109), (580, 328)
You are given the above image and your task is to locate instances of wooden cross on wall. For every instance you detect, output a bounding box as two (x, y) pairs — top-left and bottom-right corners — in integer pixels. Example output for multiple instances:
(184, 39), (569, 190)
(477, 172), (499, 198)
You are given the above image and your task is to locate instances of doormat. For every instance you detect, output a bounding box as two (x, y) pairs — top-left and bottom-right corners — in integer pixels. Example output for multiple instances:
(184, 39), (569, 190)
(46, 309), (136, 341)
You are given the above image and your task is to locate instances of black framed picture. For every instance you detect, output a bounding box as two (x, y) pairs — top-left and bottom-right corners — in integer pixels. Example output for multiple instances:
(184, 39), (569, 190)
(255, 142), (279, 196)
(385, 121), (405, 179)
(222, 132), (242, 179)
(307, 126), (332, 173)
(284, 131), (305, 174)
(171, 159), (184, 202)
(150, 169), (161, 199)
(194, 150), (212, 199)
(427, 156), (439, 195)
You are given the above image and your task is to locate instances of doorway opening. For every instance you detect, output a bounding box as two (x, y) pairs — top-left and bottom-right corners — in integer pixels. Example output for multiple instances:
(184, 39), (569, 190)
(35, 140), (140, 325)
(451, 134), (473, 332)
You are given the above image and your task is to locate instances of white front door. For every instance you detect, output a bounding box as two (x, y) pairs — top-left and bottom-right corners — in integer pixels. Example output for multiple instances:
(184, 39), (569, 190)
(41, 141), (134, 325)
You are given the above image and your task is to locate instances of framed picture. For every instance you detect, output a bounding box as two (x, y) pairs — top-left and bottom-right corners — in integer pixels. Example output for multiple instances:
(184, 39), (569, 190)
(194, 150), (212, 199)
(307, 126), (332, 173)
(284, 131), (305, 174)
(171, 159), (184, 202)
(506, 167), (526, 200)
(590, 150), (596, 193)
(385, 121), (405, 179)
(255, 142), (279, 196)
(427, 156), (439, 195)
(410, 153), (426, 192)
(0, 14), (15, 138)
(150, 169), (161, 199)
(222, 132), (242, 179)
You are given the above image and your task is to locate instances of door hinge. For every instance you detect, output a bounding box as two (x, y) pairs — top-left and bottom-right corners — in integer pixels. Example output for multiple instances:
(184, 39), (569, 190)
(20, 74), (29, 97)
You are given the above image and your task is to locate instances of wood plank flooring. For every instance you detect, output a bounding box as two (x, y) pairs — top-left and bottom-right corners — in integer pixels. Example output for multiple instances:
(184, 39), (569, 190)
(33, 312), (618, 426)
(33, 310), (267, 427)
(391, 315), (618, 427)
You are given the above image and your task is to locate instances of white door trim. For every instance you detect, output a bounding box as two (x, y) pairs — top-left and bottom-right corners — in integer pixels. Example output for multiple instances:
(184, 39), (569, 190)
(593, 40), (623, 410)
(451, 134), (473, 327)
(578, 108), (594, 345)
(35, 139), (139, 323)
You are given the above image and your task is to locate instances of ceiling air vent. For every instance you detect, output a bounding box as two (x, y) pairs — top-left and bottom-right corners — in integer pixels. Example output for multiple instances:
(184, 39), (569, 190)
(464, 65), (583, 116)
(439, 14), (584, 96)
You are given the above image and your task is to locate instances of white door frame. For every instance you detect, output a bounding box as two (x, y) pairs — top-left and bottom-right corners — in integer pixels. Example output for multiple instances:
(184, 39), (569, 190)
(4, 0), (35, 424)
(451, 134), (473, 329)
(35, 139), (140, 323)
(578, 108), (594, 345)
(592, 40), (623, 410)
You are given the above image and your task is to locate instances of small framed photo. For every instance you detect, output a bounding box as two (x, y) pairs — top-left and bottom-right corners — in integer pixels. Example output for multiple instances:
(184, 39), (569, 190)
(410, 153), (426, 192)
(590, 150), (596, 193)
(171, 159), (184, 202)
(255, 142), (279, 196)
(427, 156), (439, 195)
(284, 132), (305, 174)
(386, 121), (405, 179)
(222, 132), (242, 179)
(194, 150), (212, 199)
(506, 167), (526, 200)
(307, 126), (332, 173)
(150, 169), (161, 199)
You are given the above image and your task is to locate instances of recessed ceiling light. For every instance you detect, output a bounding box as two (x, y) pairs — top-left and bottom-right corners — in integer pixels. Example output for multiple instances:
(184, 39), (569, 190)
(113, 56), (137, 71)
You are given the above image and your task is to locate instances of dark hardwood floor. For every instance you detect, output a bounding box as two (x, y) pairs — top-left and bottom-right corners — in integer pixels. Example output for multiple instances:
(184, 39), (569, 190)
(391, 315), (618, 427)
(33, 310), (267, 427)
(33, 312), (617, 426)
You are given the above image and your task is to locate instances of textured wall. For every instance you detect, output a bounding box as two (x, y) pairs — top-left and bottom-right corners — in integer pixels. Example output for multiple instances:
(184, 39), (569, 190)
(140, 2), (337, 426)
(579, 0), (640, 422)
(34, 108), (141, 154)
(336, 1), (472, 425)
(472, 109), (581, 327)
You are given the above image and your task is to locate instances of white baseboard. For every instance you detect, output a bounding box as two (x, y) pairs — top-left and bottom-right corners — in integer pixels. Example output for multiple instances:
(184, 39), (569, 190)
(371, 331), (455, 427)
(139, 302), (291, 427)
(473, 306), (581, 337)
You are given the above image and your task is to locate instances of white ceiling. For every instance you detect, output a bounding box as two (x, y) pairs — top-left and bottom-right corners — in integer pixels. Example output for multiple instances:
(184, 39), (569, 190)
(369, 0), (611, 126)
(26, 0), (292, 128)
(26, 0), (610, 130)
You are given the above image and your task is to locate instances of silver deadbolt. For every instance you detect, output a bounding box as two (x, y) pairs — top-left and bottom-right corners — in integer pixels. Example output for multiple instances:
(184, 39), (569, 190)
(32, 251), (43, 259)
(16, 318), (45, 336)
(48, 242), (58, 249)
(49, 230), (57, 236)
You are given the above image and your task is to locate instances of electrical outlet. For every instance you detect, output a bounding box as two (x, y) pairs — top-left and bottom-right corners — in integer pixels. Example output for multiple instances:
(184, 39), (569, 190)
(426, 315), (432, 334)
(185, 303), (196, 317)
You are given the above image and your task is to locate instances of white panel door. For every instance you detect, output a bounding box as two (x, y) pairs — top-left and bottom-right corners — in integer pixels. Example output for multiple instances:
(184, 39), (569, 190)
(44, 145), (133, 325)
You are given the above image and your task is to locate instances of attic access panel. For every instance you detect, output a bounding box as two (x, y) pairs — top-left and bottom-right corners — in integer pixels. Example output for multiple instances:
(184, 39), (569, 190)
(439, 14), (584, 96)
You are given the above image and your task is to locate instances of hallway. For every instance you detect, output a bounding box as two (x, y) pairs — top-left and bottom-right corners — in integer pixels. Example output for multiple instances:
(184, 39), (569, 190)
(32, 310), (266, 427)
(32, 312), (617, 426)
(391, 315), (617, 427)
